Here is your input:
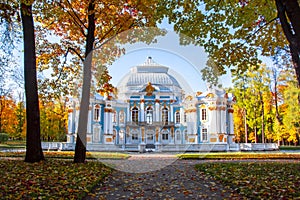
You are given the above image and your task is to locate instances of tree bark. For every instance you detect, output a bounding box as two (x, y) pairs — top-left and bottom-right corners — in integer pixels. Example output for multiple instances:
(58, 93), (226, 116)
(74, 0), (95, 163)
(20, 2), (44, 163)
(276, 0), (300, 88)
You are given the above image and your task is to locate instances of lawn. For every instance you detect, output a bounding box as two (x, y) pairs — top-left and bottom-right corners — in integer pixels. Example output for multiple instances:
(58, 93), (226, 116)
(0, 140), (26, 149)
(195, 162), (300, 199)
(177, 152), (300, 160)
(0, 151), (130, 160)
(0, 159), (113, 199)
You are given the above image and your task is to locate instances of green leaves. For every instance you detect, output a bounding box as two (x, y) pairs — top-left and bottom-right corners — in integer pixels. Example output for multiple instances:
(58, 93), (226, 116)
(195, 162), (300, 199)
(0, 159), (112, 199)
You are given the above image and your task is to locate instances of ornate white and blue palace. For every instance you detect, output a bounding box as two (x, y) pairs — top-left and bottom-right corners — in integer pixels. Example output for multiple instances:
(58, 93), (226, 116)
(63, 56), (241, 152)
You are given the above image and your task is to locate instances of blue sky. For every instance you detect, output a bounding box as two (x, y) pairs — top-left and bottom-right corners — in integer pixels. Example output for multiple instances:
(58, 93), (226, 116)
(107, 29), (233, 93)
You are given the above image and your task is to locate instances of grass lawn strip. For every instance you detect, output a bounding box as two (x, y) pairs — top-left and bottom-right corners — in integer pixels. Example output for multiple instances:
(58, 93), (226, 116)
(0, 159), (112, 199)
(0, 151), (130, 160)
(195, 162), (300, 199)
(177, 152), (300, 160)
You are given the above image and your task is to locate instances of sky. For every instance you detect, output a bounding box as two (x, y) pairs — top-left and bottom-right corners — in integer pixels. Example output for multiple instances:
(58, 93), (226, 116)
(106, 29), (233, 94)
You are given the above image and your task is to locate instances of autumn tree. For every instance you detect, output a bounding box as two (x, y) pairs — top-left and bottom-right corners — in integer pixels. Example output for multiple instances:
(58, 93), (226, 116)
(36, 0), (162, 162)
(158, 0), (300, 88)
(40, 100), (68, 142)
(20, 0), (44, 162)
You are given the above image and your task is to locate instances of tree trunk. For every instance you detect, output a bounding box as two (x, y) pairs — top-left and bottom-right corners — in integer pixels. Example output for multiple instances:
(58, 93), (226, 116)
(74, 0), (95, 163)
(276, 0), (300, 89)
(259, 91), (265, 143)
(20, 2), (44, 163)
(244, 108), (248, 143)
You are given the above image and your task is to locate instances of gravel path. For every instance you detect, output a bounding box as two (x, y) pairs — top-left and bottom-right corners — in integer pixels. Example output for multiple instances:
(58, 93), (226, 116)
(84, 154), (241, 200)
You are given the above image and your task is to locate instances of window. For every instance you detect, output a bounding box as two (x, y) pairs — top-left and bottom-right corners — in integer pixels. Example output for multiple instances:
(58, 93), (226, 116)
(162, 132), (168, 140)
(162, 107), (169, 125)
(184, 129), (188, 141)
(146, 107), (153, 124)
(132, 107), (139, 123)
(176, 131), (181, 141)
(201, 109), (207, 121)
(175, 111), (180, 124)
(132, 133), (138, 140)
(93, 104), (100, 121)
(112, 110), (117, 124)
(183, 112), (187, 123)
(202, 128), (208, 141)
(119, 129), (124, 143)
(119, 111), (125, 124)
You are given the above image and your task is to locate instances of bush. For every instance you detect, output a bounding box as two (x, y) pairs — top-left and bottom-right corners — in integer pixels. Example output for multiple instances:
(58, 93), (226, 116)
(0, 133), (9, 143)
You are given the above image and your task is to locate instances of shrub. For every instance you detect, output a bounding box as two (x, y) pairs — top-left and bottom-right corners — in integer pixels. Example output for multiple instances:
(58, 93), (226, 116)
(0, 133), (9, 143)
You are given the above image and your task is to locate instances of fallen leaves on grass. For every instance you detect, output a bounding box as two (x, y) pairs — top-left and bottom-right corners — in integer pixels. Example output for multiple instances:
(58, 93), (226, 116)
(178, 152), (300, 160)
(195, 162), (300, 199)
(0, 159), (112, 199)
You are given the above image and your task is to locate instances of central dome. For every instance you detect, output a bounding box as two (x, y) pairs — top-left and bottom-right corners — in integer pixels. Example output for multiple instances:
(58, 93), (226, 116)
(117, 57), (182, 95)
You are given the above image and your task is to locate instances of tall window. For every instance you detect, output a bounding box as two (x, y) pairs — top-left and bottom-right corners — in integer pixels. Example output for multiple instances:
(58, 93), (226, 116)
(162, 107), (169, 125)
(162, 130), (169, 140)
(112, 110), (117, 124)
(146, 107), (153, 124)
(93, 104), (100, 121)
(183, 112), (187, 123)
(132, 107), (139, 123)
(175, 111), (180, 124)
(201, 109), (207, 121)
(119, 111), (125, 124)
(202, 128), (208, 141)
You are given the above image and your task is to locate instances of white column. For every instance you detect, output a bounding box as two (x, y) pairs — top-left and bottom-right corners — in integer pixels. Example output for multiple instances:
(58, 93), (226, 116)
(127, 104), (130, 122)
(104, 112), (108, 134)
(170, 104), (174, 122)
(155, 100), (160, 122)
(87, 109), (91, 134)
(107, 112), (113, 134)
(216, 107), (221, 134)
(228, 109), (234, 135)
(221, 108), (226, 134)
(209, 108), (217, 133)
(140, 100), (145, 122)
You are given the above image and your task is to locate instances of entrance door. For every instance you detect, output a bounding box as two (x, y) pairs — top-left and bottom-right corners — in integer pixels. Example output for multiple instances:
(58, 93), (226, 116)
(146, 133), (154, 144)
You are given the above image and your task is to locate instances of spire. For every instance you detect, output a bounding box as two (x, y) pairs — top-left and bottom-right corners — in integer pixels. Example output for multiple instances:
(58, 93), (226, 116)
(145, 56), (154, 65)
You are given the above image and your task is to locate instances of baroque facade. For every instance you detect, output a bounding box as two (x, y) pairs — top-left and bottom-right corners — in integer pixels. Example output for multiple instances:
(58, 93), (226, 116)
(67, 57), (236, 151)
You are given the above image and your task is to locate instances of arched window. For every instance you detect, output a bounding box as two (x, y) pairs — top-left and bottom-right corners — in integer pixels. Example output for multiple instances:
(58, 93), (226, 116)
(201, 109), (207, 121)
(161, 129), (169, 141)
(162, 107), (168, 125)
(146, 106), (153, 124)
(183, 112), (187, 123)
(202, 128), (208, 141)
(93, 104), (101, 121)
(175, 111), (180, 124)
(112, 110), (117, 124)
(131, 107), (139, 123)
(119, 110), (125, 124)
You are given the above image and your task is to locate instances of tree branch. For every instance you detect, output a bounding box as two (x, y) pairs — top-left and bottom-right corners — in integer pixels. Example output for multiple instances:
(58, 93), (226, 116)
(57, 1), (87, 37)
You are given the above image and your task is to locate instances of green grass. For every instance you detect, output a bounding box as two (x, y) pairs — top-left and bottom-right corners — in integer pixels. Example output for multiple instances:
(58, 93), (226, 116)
(0, 159), (112, 199)
(0, 140), (26, 149)
(279, 145), (300, 150)
(177, 152), (300, 160)
(195, 162), (300, 199)
(0, 151), (130, 160)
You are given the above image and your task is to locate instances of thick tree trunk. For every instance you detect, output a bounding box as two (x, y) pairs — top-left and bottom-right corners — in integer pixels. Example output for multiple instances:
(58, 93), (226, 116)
(276, 0), (300, 88)
(74, 0), (95, 163)
(21, 2), (44, 163)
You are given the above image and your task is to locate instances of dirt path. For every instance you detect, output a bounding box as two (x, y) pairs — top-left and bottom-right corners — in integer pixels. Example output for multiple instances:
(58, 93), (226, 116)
(84, 154), (241, 200)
